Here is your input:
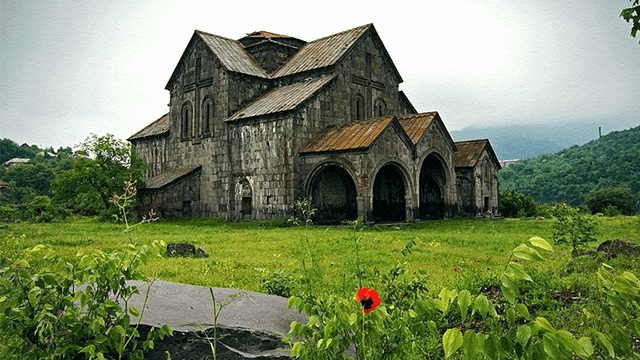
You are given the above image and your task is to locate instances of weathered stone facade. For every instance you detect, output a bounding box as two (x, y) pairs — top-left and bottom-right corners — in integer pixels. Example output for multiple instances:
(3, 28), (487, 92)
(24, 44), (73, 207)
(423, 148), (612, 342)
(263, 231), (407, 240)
(129, 24), (500, 223)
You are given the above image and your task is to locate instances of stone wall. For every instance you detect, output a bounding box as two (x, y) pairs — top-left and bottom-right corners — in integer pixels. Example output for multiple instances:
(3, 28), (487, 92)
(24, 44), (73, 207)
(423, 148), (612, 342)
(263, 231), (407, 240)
(139, 170), (201, 219)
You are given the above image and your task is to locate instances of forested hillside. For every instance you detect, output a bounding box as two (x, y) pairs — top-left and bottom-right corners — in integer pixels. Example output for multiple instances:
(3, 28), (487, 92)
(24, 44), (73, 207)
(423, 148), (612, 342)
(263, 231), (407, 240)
(498, 125), (640, 209)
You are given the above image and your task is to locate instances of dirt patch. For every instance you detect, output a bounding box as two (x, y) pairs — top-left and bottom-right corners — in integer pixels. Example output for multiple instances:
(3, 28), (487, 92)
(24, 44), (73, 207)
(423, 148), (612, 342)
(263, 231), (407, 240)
(572, 239), (640, 258)
(596, 239), (640, 257)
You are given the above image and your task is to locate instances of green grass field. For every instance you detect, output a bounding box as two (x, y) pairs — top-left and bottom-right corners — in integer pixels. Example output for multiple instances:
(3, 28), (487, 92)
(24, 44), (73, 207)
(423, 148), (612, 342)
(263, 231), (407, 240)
(3, 215), (638, 294)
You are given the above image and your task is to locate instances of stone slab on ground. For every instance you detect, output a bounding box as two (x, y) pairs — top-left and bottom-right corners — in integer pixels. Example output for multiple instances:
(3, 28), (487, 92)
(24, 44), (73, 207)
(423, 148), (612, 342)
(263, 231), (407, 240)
(123, 280), (307, 359)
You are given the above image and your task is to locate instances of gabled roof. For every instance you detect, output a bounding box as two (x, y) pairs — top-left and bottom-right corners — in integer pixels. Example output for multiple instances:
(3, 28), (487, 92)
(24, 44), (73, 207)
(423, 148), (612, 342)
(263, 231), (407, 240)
(227, 75), (336, 121)
(271, 24), (370, 77)
(396, 112), (437, 144)
(271, 24), (402, 82)
(166, 31), (268, 89)
(144, 164), (202, 189)
(128, 113), (170, 141)
(453, 139), (501, 169)
(300, 117), (395, 153)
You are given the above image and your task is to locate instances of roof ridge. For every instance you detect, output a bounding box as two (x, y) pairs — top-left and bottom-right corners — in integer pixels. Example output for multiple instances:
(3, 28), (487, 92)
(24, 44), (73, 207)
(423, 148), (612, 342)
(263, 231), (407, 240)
(309, 23), (372, 43)
(195, 29), (239, 43)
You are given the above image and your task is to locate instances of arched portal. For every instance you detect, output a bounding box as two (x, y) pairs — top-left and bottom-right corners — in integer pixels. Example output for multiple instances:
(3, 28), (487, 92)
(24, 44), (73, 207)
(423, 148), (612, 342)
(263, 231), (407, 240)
(308, 164), (357, 224)
(419, 154), (447, 220)
(373, 164), (407, 222)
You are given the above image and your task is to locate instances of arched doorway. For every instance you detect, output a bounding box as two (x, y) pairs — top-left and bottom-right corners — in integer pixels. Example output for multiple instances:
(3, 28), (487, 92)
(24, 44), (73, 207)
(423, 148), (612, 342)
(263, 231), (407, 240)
(373, 164), (407, 222)
(308, 164), (357, 224)
(419, 154), (446, 220)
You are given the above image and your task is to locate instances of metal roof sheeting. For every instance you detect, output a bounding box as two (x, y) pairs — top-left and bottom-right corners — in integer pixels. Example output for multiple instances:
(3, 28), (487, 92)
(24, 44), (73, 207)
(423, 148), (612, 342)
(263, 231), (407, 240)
(453, 139), (489, 168)
(144, 164), (201, 189)
(396, 112), (437, 144)
(128, 113), (170, 141)
(227, 75), (336, 121)
(300, 116), (394, 153)
(197, 31), (268, 78)
(271, 24), (371, 78)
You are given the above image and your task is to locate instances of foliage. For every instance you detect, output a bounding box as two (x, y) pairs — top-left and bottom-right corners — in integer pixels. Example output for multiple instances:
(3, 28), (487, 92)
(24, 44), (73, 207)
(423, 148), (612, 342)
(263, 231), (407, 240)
(498, 125), (640, 210)
(0, 240), (171, 360)
(552, 203), (600, 249)
(621, 0), (640, 43)
(499, 190), (538, 218)
(51, 134), (146, 219)
(288, 233), (640, 359)
(1, 155), (75, 202)
(0, 138), (40, 164)
(585, 187), (634, 215)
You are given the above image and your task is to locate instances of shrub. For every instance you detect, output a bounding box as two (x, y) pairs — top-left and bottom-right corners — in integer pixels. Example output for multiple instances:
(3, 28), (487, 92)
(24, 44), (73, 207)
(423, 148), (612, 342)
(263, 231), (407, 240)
(0, 241), (171, 360)
(585, 187), (634, 215)
(552, 203), (599, 249)
(499, 190), (538, 218)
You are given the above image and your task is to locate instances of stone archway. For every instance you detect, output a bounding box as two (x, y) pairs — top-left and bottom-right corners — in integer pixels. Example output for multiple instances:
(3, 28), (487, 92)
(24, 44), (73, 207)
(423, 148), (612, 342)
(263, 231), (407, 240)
(419, 154), (447, 220)
(373, 164), (407, 222)
(308, 164), (358, 224)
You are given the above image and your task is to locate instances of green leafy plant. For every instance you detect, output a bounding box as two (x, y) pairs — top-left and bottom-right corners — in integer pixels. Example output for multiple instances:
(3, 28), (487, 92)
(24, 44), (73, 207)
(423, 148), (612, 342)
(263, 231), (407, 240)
(0, 241), (171, 360)
(552, 203), (599, 249)
(0, 181), (171, 359)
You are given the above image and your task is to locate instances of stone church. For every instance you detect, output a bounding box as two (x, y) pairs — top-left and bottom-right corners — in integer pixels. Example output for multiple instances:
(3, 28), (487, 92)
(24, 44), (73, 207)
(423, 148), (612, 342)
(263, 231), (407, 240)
(128, 24), (501, 223)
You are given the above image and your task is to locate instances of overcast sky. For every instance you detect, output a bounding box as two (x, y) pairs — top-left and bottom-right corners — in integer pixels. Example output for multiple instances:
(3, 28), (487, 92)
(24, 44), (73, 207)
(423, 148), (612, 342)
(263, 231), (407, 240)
(1, 0), (639, 149)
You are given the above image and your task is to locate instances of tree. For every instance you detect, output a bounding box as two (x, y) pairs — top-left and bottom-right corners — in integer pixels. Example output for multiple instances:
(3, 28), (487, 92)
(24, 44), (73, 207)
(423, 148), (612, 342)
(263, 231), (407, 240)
(52, 134), (146, 217)
(499, 190), (538, 218)
(621, 0), (640, 43)
(585, 187), (634, 215)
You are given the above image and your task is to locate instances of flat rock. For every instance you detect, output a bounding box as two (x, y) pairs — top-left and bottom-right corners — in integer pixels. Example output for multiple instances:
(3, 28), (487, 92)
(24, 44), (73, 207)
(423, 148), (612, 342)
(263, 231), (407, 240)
(123, 280), (307, 359)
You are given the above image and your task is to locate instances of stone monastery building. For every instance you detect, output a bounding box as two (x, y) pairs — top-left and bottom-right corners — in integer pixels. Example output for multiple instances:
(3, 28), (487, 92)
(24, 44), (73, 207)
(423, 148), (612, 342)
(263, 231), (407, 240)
(129, 24), (501, 223)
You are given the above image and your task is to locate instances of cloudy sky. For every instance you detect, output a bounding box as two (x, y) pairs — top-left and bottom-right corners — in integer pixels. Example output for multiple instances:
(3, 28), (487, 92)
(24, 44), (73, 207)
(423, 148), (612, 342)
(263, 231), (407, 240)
(1, 0), (639, 148)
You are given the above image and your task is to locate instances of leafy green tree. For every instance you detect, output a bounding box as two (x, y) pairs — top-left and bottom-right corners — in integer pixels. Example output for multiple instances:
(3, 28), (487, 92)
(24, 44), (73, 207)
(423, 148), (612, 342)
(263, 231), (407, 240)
(499, 190), (538, 218)
(0, 138), (39, 164)
(585, 187), (634, 215)
(621, 0), (640, 43)
(52, 134), (146, 218)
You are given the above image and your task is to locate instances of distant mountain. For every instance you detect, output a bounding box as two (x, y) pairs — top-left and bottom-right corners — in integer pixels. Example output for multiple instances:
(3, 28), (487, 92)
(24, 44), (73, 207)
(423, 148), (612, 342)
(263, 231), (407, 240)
(497, 125), (640, 208)
(450, 119), (638, 160)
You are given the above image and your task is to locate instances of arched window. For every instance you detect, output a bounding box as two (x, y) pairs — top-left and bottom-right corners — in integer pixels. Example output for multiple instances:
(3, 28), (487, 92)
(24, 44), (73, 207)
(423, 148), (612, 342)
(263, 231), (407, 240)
(352, 93), (365, 121)
(374, 99), (386, 117)
(202, 97), (214, 136)
(181, 102), (191, 139)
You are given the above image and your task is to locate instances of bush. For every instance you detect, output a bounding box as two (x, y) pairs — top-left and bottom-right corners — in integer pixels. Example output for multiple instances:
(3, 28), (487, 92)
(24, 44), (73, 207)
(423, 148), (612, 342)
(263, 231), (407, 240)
(0, 241), (171, 359)
(602, 204), (622, 217)
(552, 203), (599, 249)
(585, 187), (634, 215)
(499, 190), (538, 218)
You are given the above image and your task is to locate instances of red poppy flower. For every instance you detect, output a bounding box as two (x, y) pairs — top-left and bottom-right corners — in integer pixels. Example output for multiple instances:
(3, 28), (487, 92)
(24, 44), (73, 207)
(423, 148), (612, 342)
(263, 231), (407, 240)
(514, 258), (518, 262)
(357, 287), (380, 314)
(454, 267), (458, 272)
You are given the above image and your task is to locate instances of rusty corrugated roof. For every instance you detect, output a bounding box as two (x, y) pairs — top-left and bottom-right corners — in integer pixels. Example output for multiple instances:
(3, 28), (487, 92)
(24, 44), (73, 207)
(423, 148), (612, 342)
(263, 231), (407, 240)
(396, 112), (437, 144)
(196, 31), (268, 78)
(227, 75), (335, 121)
(144, 164), (201, 189)
(453, 139), (489, 168)
(300, 116), (395, 153)
(128, 113), (170, 141)
(271, 24), (371, 78)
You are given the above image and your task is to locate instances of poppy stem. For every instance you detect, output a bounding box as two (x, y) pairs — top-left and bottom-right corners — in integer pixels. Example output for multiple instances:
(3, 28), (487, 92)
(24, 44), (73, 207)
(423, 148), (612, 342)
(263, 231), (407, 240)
(362, 311), (366, 360)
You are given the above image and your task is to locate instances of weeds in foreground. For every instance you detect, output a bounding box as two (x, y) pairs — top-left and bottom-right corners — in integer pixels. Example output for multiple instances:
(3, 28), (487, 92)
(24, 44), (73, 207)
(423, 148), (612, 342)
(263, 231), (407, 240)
(288, 228), (640, 359)
(0, 182), (172, 360)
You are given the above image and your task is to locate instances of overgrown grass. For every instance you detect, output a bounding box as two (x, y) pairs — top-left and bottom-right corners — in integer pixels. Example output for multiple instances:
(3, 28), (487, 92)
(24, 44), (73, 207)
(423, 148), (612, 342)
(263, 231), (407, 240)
(3, 215), (638, 294)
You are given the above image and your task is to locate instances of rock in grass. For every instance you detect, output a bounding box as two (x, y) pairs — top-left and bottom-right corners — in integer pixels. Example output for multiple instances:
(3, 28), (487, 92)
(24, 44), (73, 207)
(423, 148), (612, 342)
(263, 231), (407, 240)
(167, 243), (208, 258)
